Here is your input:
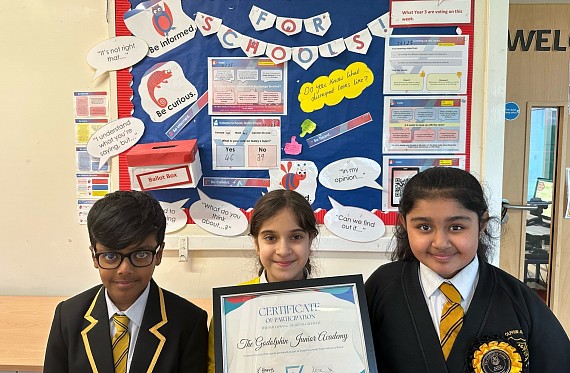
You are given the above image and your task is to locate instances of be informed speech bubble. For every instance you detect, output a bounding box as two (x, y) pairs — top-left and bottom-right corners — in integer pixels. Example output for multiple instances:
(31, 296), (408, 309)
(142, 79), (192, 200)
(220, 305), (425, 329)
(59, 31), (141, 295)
(319, 157), (382, 190)
(324, 198), (385, 242)
(189, 190), (248, 236)
(86, 36), (148, 80)
(160, 199), (189, 233)
(87, 117), (144, 169)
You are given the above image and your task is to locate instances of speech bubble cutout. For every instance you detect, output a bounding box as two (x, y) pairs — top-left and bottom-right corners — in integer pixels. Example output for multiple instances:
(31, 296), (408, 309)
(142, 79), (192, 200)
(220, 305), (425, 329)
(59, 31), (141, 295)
(87, 117), (144, 169)
(160, 199), (189, 233)
(86, 36), (148, 80)
(298, 61), (374, 113)
(189, 190), (248, 236)
(237, 69), (259, 82)
(261, 70), (283, 82)
(324, 198), (385, 242)
(214, 69), (235, 82)
(319, 157), (383, 191)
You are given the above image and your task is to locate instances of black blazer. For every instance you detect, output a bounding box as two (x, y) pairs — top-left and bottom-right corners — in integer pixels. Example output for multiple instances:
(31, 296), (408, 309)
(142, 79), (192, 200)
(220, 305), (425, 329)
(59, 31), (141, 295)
(365, 259), (570, 373)
(44, 279), (208, 373)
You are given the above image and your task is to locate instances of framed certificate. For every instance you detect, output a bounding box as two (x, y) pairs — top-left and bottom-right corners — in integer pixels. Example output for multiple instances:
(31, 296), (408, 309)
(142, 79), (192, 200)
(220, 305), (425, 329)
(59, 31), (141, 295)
(213, 274), (378, 373)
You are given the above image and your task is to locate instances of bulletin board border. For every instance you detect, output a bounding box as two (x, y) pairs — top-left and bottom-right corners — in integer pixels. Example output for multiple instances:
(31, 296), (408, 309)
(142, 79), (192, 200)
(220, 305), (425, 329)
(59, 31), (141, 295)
(113, 0), (474, 227)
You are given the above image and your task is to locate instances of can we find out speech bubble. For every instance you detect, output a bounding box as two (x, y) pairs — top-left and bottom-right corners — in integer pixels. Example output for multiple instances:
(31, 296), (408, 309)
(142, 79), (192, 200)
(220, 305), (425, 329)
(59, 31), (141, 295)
(324, 198), (385, 242)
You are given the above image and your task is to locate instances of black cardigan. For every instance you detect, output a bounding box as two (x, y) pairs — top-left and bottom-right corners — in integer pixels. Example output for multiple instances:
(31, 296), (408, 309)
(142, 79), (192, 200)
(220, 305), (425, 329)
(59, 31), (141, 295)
(365, 259), (570, 373)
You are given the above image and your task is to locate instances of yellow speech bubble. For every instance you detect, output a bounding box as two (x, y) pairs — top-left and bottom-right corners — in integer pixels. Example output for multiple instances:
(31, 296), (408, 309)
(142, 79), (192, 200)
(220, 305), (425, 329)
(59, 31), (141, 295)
(298, 62), (374, 113)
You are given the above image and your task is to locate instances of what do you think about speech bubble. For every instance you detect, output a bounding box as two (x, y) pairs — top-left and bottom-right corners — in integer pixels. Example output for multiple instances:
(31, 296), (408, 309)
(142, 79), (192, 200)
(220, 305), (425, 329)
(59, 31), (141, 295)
(319, 157), (382, 190)
(87, 117), (144, 169)
(324, 198), (385, 242)
(189, 190), (248, 236)
(86, 36), (148, 80)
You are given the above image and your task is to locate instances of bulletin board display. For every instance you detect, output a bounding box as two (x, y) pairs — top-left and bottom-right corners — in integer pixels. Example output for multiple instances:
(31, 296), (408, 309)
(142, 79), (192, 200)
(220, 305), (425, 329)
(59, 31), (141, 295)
(115, 0), (474, 225)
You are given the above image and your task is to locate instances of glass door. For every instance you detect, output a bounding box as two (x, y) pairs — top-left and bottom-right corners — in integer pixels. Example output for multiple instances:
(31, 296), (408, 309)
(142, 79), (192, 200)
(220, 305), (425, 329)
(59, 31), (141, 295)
(523, 107), (558, 302)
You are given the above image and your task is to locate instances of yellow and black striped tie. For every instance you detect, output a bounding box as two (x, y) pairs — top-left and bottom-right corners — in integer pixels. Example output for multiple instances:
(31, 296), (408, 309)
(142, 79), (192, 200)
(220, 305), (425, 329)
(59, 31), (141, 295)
(112, 314), (130, 373)
(439, 283), (464, 360)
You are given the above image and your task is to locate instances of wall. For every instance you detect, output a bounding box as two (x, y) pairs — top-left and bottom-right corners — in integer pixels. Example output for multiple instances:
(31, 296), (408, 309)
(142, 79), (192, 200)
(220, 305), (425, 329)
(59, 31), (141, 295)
(0, 1), (508, 300)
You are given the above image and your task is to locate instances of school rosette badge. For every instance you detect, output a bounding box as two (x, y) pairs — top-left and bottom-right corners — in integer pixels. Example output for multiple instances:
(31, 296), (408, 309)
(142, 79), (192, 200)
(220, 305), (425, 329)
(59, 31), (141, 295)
(471, 340), (523, 373)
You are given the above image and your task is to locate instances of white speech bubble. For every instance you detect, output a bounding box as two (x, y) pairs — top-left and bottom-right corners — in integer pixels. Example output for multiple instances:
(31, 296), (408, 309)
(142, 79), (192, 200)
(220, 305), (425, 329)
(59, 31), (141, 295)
(324, 198), (385, 242)
(87, 117), (144, 169)
(189, 190), (248, 236)
(160, 199), (189, 233)
(261, 70), (283, 82)
(214, 69), (235, 82)
(86, 36), (148, 80)
(237, 69), (259, 82)
(319, 157), (383, 190)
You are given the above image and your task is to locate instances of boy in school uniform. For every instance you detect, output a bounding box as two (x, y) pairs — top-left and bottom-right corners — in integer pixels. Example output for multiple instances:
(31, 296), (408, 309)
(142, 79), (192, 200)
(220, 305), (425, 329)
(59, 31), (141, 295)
(44, 190), (208, 373)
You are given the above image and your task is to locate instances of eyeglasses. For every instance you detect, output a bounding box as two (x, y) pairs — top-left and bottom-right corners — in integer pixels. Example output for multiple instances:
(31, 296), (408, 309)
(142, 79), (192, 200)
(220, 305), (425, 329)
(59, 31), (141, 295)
(94, 246), (161, 270)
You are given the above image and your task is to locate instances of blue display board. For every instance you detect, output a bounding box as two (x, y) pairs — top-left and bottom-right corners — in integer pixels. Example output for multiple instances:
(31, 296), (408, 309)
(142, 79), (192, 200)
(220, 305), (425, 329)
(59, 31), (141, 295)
(121, 0), (466, 218)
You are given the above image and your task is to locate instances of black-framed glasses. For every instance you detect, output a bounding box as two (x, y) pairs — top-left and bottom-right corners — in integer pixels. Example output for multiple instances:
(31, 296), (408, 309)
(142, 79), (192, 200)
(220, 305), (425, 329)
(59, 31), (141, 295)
(94, 246), (161, 269)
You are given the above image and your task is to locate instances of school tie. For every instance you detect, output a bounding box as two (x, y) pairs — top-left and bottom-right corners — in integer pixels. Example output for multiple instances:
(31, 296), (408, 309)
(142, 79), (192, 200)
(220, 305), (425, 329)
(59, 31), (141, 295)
(439, 283), (464, 360)
(112, 314), (130, 373)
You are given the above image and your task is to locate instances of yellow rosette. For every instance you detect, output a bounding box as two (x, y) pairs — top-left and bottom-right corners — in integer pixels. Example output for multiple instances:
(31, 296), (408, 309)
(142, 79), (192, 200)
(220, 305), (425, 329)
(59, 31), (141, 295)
(472, 340), (523, 373)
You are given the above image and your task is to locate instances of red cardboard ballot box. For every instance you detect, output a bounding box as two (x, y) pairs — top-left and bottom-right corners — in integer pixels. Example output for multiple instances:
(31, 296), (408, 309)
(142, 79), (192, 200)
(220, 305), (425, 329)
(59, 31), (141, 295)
(125, 139), (202, 190)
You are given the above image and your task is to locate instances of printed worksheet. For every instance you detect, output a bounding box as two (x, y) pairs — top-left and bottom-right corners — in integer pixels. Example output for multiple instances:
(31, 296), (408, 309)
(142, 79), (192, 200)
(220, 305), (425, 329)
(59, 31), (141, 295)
(383, 96), (467, 153)
(211, 117), (281, 170)
(383, 35), (469, 94)
(208, 57), (287, 115)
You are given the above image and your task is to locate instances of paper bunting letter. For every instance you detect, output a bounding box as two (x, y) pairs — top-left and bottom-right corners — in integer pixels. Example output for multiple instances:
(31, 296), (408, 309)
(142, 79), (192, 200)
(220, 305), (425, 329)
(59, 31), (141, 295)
(292, 46), (318, 70)
(266, 43), (292, 64)
(319, 38), (346, 58)
(217, 25), (242, 49)
(304, 12), (331, 36)
(195, 12), (222, 36)
(240, 37), (268, 57)
(276, 17), (303, 36)
(249, 5), (276, 31)
(345, 29), (373, 55)
(367, 12), (392, 37)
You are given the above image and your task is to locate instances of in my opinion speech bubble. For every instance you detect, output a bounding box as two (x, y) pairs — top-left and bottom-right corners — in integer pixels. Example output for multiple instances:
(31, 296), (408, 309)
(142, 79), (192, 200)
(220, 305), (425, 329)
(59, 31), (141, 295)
(319, 157), (382, 190)
(324, 198), (385, 242)
(87, 117), (144, 168)
(189, 190), (248, 236)
(160, 199), (189, 233)
(86, 36), (148, 80)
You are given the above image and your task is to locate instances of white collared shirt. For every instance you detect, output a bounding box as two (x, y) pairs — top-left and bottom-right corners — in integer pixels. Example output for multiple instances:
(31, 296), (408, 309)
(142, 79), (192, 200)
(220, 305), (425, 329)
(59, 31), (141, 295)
(105, 283), (150, 373)
(258, 268), (311, 283)
(259, 270), (269, 284)
(418, 256), (479, 338)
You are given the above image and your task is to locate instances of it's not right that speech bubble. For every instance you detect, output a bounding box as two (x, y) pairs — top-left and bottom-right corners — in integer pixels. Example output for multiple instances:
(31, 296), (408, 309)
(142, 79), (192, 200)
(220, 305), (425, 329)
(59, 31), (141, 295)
(324, 198), (385, 242)
(86, 36), (148, 80)
(87, 117), (144, 169)
(319, 157), (382, 190)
